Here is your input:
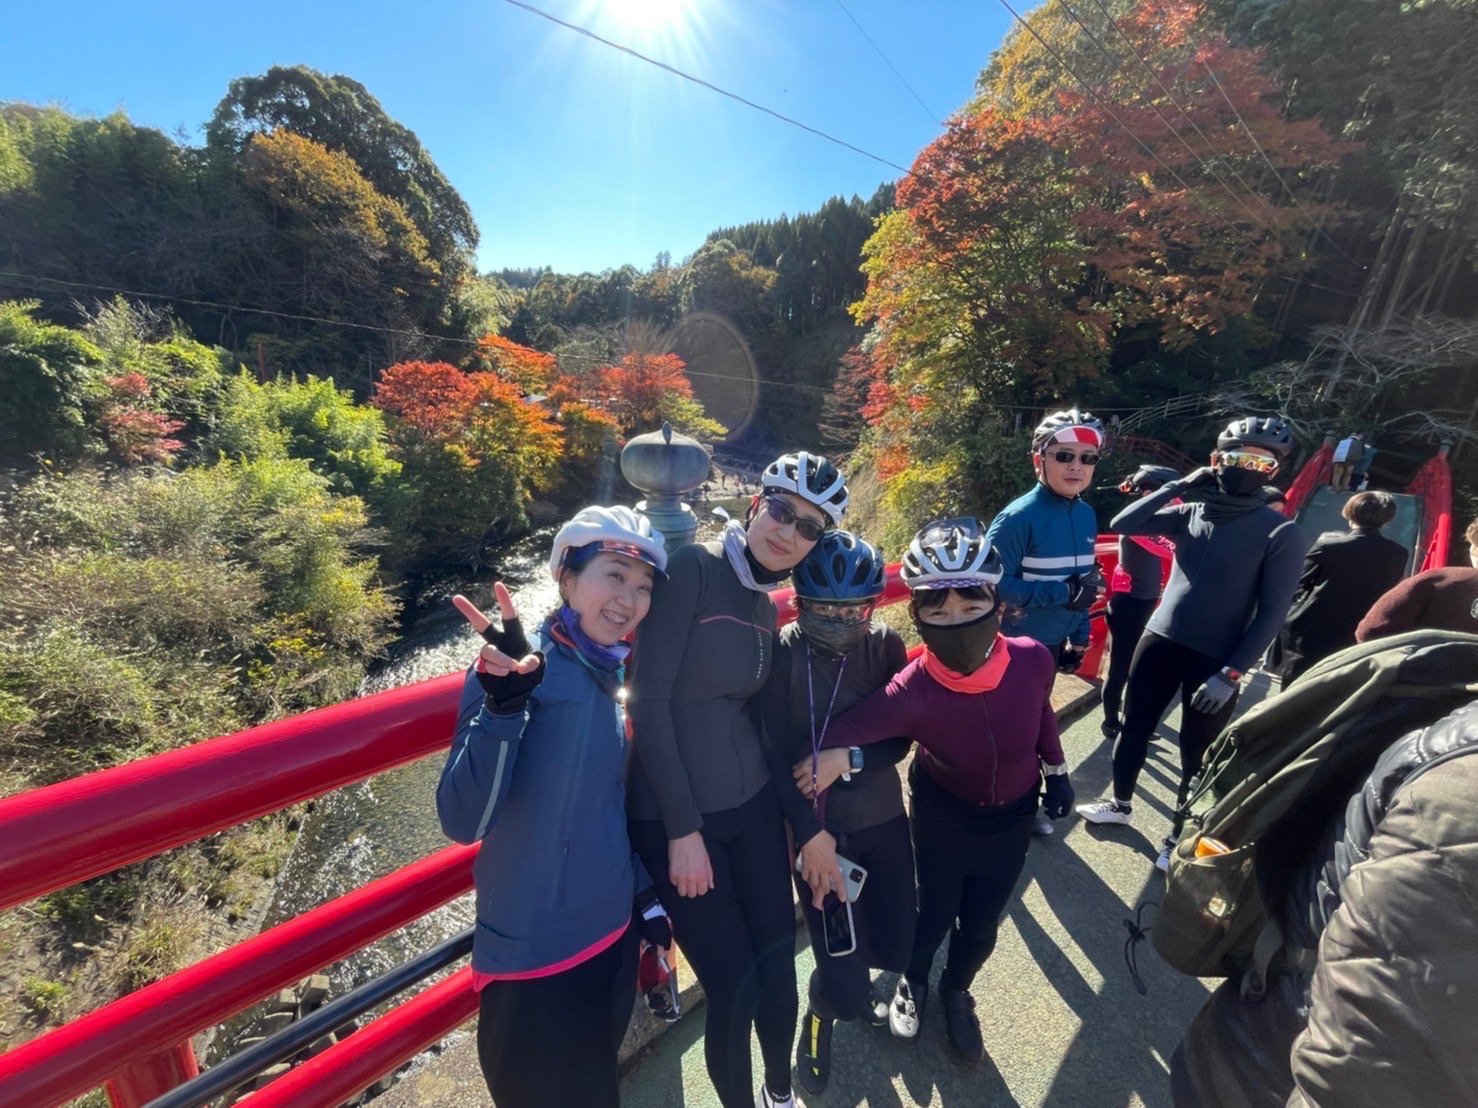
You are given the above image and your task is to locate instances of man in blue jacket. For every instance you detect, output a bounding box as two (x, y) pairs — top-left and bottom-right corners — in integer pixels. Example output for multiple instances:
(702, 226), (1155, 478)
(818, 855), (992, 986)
(986, 408), (1106, 834)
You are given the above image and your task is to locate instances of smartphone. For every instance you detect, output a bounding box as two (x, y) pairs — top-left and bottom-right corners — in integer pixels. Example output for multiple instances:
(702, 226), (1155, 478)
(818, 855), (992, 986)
(794, 853), (869, 903)
(822, 893), (856, 957)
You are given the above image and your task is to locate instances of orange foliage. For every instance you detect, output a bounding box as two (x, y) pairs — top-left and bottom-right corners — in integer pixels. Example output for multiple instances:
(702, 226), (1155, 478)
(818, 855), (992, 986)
(475, 334), (556, 392)
(597, 351), (693, 434)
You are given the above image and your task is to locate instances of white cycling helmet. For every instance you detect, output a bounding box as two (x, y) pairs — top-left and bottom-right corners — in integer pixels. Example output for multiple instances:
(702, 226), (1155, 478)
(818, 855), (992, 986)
(900, 517), (1004, 590)
(1032, 408), (1105, 452)
(761, 451), (849, 526)
(548, 505), (668, 582)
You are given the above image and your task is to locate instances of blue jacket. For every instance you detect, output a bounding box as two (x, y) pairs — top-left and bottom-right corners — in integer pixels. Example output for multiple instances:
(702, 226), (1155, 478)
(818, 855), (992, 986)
(436, 620), (638, 977)
(985, 483), (1098, 648)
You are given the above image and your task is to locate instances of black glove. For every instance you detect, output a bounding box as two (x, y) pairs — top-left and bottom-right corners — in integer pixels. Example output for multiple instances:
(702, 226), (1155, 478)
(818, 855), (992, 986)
(1064, 567), (1105, 611)
(635, 888), (673, 948)
(1057, 644), (1086, 673)
(475, 614), (544, 714)
(1042, 772), (1075, 819)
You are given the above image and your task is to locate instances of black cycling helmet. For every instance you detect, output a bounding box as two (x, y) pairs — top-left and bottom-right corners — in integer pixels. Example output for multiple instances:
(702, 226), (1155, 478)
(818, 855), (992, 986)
(1217, 416), (1294, 459)
(761, 451), (849, 526)
(901, 517), (1004, 590)
(1032, 408), (1105, 453)
(1120, 464), (1181, 493)
(793, 530), (886, 601)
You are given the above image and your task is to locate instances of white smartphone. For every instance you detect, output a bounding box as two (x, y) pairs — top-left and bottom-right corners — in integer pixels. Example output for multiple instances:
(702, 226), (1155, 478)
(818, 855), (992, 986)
(796, 852), (868, 902)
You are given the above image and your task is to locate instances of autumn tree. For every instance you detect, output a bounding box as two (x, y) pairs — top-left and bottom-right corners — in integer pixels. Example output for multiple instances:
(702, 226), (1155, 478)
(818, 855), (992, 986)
(597, 350), (726, 441)
(371, 361), (562, 557)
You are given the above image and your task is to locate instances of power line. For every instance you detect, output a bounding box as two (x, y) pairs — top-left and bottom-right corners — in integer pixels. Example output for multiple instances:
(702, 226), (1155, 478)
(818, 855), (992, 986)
(993, 0), (1205, 202)
(500, 0), (910, 175)
(1200, 58), (1365, 269)
(1052, 0), (1268, 227)
(833, 0), (940, 125)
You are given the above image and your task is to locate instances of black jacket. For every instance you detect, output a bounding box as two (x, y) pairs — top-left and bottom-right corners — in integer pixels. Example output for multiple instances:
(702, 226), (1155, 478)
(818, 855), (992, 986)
(1276, 527), (1406, 683)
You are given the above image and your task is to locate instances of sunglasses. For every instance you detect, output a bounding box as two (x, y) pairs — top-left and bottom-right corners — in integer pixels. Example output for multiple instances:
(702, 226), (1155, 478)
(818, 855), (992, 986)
(1046, 450), (1100, 466)
(1220, 450), (1279, 474)
(760, 496), (827, 542)
(800, 599), (875, 620)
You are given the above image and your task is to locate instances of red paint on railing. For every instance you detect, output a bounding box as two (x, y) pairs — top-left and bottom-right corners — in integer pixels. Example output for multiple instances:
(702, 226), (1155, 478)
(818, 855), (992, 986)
(0, 845), (476, 1108)
(103, 1043), (198, 1108)
(234, 969), (478, 1108)
(0, 672), (465, 913)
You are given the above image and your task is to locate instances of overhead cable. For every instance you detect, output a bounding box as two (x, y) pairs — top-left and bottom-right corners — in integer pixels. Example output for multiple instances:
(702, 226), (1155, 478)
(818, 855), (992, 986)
(500, 0), (910, 174)
(833, 0), (941, 125)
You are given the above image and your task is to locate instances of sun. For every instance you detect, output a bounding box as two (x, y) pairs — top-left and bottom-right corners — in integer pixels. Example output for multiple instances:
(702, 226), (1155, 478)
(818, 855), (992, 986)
(592, 0), (696, 35)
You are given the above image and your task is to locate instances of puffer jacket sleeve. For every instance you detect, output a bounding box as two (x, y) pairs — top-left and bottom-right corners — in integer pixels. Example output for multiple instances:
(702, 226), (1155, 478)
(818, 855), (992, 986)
(435, 667), (532, 844)
(1286, 755), (1478, 1108)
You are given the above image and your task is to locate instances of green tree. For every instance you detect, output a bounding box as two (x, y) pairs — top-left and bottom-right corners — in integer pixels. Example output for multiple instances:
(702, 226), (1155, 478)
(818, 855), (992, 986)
(0, 300), (105, 463)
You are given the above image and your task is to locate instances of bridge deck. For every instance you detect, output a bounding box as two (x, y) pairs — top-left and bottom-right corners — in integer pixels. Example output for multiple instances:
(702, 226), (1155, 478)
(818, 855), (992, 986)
(377, 671), (1249, 1107)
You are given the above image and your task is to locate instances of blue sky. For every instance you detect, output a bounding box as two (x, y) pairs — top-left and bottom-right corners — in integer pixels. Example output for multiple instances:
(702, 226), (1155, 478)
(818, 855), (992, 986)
(1, 0), (1017, 274)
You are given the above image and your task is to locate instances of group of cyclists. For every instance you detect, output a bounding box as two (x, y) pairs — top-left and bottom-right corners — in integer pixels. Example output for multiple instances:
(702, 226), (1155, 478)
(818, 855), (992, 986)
(435, 406), (1340, 1107)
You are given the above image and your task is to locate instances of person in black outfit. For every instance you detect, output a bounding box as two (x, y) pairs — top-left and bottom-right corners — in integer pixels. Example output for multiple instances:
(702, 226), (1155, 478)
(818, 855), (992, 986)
(1100, 465), (1180, 739)
(1275, 491), (1407, 685)
(760, 530), (915, 1096)
(628, 452), (850, 1108)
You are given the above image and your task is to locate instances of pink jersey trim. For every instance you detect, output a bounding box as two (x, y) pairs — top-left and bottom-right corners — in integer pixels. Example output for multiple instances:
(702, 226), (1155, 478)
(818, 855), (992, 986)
(471, 917), (629, 992)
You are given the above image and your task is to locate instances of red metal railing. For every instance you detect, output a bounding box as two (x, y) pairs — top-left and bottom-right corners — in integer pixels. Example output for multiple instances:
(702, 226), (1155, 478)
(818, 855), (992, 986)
(0, 563), (1114, 1107)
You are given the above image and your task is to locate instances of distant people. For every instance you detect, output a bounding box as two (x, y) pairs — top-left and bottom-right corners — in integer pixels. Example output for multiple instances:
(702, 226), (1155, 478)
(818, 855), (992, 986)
(1078, 417), (1308, 870)
(1100, 465), (1180, 740)
(1329, 433), (1363, 491)
(1275, 491), (1407, 685)
(437, 506), (670, 1108)
(986, 408), (1105, 836)
(1171, 698), (1478, 1108)
(1350, 433), (1377, 490)
(627, 451), (848, 1108)
(761, 531), (913, 1097)
(1356, 517), (1478, 642)
(798, 519), (1072, 1065)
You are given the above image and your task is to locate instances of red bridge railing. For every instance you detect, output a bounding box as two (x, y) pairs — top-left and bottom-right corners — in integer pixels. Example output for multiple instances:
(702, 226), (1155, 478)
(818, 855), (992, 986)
(0, 563), (1115, 1107)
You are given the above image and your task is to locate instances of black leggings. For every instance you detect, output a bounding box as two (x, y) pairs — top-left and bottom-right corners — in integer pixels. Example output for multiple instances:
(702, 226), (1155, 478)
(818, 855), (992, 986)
(1102, 593), (1158, 721)
(477, 921), (638, 1108)
(906, 764), (1036, 992)
(629, 787), (798, 1108)
(1112, 632), (1239, 837)
(796, 813), (916, 1022)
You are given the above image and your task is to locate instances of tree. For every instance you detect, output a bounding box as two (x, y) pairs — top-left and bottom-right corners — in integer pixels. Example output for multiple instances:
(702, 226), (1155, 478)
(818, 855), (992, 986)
(597, 351), (726, 440)
(206, 65), (477, 276)
(0, 300), (105, 463)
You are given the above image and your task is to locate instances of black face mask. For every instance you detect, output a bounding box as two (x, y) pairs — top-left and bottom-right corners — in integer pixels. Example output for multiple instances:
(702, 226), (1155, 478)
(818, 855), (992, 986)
(1215, 466), (1271, 498)
(914, 607), (1001, 675)
(797, 609), (871, 658)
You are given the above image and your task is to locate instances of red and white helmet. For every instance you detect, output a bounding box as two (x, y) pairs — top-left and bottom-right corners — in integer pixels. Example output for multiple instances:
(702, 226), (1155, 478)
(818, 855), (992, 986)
(760, 452), (849, 526)
(1032, 408), (1105, 453)
(548, 505), (668, 581)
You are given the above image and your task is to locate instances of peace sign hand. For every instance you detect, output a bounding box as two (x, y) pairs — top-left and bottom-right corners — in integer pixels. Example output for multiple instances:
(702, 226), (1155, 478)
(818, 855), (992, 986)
(453, 584), (545, 714)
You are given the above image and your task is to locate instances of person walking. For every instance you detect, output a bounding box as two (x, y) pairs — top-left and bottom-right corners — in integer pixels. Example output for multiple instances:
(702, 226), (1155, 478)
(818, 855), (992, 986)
(1077, 417), (1308, 870)
(627, 452), (850, 1108)
(1100, 465), (1181, 739)
(760, 531), (914, 1097)
(1274, 490), (1407, 685)
(986, 408), (1104, 835)
(1356, 517), (1478, 641)
(436, 506), (671, 1108)
(798, 518), (1073, 1065)
(1349, 432), (1377, 490)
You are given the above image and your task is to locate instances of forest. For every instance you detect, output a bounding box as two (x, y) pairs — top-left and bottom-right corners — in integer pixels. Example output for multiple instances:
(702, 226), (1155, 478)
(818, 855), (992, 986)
(1, 0), (1476, 1047)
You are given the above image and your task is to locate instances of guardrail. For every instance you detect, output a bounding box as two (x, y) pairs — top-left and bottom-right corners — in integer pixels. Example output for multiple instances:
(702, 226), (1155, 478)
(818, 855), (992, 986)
(0, 561), (1113, 1107)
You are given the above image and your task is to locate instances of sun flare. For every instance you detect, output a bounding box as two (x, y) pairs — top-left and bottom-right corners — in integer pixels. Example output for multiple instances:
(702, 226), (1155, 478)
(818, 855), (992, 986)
(594, 0), (696, 35)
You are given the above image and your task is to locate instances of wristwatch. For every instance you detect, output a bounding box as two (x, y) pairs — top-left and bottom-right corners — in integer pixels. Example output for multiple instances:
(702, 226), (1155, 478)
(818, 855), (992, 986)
(1041, 761), (1069, 776)
(848, 746), (864, 774)
(1220, 666), (1244, 683)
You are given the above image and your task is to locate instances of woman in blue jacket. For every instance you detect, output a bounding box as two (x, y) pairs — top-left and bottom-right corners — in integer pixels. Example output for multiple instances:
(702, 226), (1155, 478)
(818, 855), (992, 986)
(437, 505), (669, 1108)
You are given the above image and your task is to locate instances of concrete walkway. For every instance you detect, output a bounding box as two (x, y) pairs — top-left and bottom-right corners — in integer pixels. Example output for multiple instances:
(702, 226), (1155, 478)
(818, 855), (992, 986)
(378, 672), (1269, 1108)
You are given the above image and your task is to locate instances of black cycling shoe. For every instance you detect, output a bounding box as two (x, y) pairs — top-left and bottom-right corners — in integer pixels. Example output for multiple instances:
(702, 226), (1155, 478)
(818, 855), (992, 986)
(941, 986), (985, 1064)
(795, 1008), (832, 1096)
(868, 993), (890, 1028)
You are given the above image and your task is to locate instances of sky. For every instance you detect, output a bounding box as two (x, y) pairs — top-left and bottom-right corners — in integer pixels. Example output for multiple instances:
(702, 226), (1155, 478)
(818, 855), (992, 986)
(0, 0), (1018, 275)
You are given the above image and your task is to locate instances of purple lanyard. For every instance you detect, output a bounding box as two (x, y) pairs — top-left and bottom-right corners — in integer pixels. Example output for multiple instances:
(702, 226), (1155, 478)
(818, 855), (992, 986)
(806, 645), (848, 816)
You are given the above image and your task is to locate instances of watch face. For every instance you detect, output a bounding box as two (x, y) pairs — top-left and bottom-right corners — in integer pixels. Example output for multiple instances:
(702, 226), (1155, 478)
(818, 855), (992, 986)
(850, 748), (864, 772)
